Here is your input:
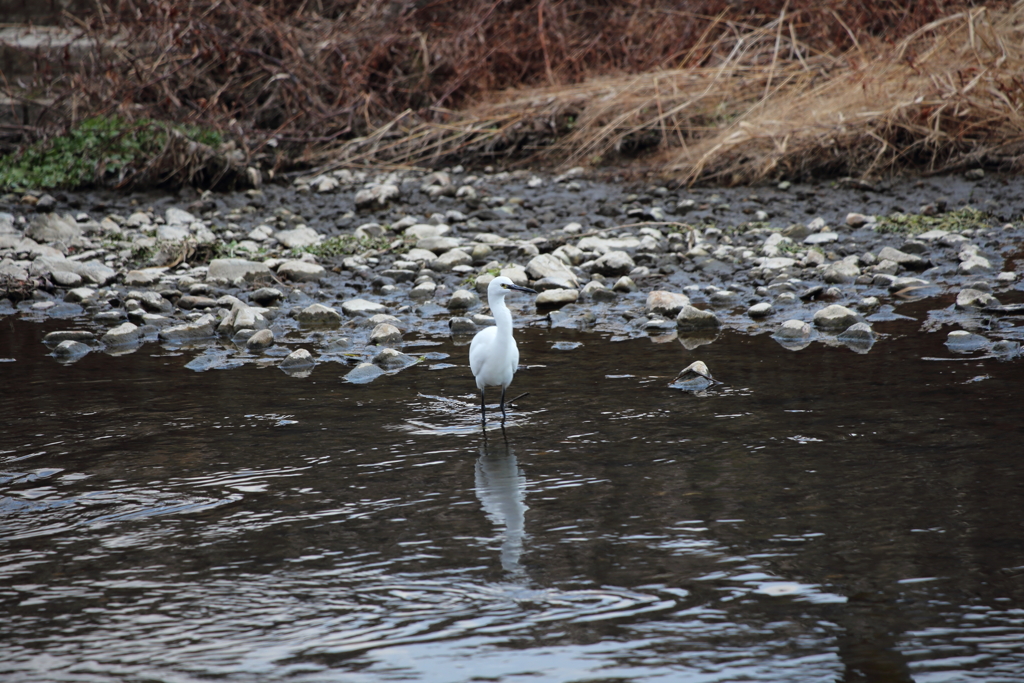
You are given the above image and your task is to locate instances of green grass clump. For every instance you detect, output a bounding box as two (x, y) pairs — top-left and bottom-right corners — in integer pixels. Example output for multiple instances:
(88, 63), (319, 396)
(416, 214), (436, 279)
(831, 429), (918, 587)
(298, 235), (394, 258)
(874, 207), (991, 235)
(0, 116), (222, 191)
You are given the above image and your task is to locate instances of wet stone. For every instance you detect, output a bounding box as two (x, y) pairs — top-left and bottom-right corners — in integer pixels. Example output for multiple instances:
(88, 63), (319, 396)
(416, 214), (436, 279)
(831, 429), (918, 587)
(747, 302), (773, 318)
(370, 323), (402, 345)
(207, 258), (272, 283)
(946, 330), (990, 352)
(159, 314), (217, 343)
(447, 289), (480, 310)
(246, 329), (275, 351)
(612, 276), (637, 293)
(52, 339), (90, 361)
(280, 348), (315, 369)
(298, 303), (342, 325)
(837, 322), (875, 342)
(341, 298), (385, 317)
(593, 250), (635, 277)
(535, 288), (579, 306)
(43, 330), (95, 345)
(956, 288), (998, 310)
(775, 319), (813, 339)
(101, 322), (141, 346)
(372, 347), (416, 370)
(813, 304), (859, 332)
(646, 290), (690, 317)
(177, 295), (218, 310)
(277, 260), (326, 283)
(449, 317), (477, 336)
(675, 305), (721, 331)
(250, 287), (285, 307)
(345, 362), (384, 384)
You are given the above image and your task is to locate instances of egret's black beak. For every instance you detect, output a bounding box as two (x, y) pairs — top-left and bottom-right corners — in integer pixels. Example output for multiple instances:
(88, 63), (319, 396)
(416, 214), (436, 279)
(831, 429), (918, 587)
(506, 284), (537, 294)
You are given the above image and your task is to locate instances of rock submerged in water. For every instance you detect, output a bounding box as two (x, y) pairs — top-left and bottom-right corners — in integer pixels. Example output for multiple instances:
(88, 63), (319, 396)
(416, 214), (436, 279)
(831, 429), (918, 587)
(280, 348), (314, 369)
(297, 303), (342, 325)
(159, 314), (217, 343)
(345, 362), (384, 384)
(52, 339), (90, 361)
(245, 328), (274, 351)
(669, 360), (719, 392)
(370, 323), (402, 345)
(646, 290), (690, 318)
(372, 347), (416, 370)
(812, 304), (859, 332)
(675, 305), (721, 331)
(946, 330), (990, 352)
(101, 322), (141, 347)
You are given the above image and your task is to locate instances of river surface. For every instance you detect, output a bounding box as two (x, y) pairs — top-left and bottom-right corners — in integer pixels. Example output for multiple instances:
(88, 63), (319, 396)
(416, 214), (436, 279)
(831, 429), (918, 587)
(2, 302), (1024, 683)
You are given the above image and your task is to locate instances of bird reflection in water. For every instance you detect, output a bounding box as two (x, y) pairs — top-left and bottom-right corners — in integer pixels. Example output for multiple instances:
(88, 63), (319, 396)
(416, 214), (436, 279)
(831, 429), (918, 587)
(474, 429), (528, 576)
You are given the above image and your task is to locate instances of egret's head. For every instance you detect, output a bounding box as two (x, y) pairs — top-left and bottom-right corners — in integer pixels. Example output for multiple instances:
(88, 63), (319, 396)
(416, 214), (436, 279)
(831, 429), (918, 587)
(489, 275), (537, 296)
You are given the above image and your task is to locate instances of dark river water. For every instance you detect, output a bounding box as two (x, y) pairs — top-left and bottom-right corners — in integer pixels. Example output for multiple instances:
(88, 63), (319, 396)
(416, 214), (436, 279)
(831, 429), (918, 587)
(2, 301), (1023, 683)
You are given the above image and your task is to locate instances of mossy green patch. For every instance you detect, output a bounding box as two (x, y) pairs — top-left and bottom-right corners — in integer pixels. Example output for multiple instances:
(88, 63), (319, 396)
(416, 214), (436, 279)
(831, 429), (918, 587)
(874, 207), (991, 235)
(298, 234), (394, 258)
(0, 117), (222, 191)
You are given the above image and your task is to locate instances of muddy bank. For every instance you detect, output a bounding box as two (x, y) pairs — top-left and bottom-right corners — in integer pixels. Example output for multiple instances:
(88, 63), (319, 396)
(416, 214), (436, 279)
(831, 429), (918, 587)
(1, 167), (1022, 374)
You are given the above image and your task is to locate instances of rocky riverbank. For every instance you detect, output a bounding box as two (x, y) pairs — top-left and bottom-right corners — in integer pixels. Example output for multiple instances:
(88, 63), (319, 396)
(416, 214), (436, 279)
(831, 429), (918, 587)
(1, 167), (1022, 377)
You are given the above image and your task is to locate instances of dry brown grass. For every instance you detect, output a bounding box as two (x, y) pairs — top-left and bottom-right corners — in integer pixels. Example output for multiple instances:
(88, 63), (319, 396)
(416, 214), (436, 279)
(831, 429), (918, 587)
(313, 3), (1024, 183)
(7, 0), (1017, 185)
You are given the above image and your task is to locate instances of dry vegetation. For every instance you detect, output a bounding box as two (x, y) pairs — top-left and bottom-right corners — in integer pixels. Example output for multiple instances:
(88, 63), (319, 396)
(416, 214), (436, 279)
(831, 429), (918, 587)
(6, 0), (1022, 186)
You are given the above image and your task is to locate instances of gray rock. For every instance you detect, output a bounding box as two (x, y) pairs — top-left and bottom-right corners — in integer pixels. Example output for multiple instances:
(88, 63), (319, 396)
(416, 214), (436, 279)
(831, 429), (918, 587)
(26, 213), (83, 245)
(708, 289), (739, 306)
(354, 183), (400, 209)
(156, 224), (190, 241)
(432, 249), (473, 272)
(207, 258), (272, 283)
(526, 253), (579, 288)
(416, 236), (462, 253)
(159, 314), (217, 343)
(275, 225), (322, 249)
(592, 250), (635, 277)
(499, 265), (530, 287)
(297, 303), (343, 325)
(747, 302), (773, 318)
(837, 322), (875, 342)
(669, 360), (717, 392)
(63, 287), (97, 303)
(612, 276), (637, 293)
(51, 270), (83, 287)
(250, 287), (285, 307)
(535, 288), (579, 305)
(581, 280), (617, 302)
(165, 207), (197, 225)
(280, 348), (315, 368)
(341, 298), (385, 317)
(877, 246), (928, 270)
(52, 339), (91, 360)
(846, 212), (874, 227)
(0, 258), (29, 281)
(277, 260), (326, 282)
(646, 290), (691, 317)
(410, 281), (437, 301)
(804, 232), (839, 245)
(946, 330), (989, 352)
(449, 316), (478, 335)
(177, 295), (217, 310)
(959, 255), (992, 274)
(956, 288), (998, 309)
(775, 319), (813, 339)
(675, 305), (721, 331)
(240, 327), (270, 350)
(822, 256), (861, 284)
(372, 347), (416, 370)
(447, 289), (480, 310)
(812, 304), (859, 331)
(992, 340), (1022, 357)
(888, 276), (930, 294)
(33, 256), (115, 286)
(124, 268), (165, 287)
(345, 362), (384, 384)
(44, 330), (95, 345)
(370, 322), (402, 345)
(101, 322), (141, 346)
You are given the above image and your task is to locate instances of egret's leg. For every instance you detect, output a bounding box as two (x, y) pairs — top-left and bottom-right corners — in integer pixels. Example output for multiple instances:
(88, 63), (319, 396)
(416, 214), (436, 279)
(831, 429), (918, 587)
(500, 386), (508, 421)
(480, 387), (486, 423)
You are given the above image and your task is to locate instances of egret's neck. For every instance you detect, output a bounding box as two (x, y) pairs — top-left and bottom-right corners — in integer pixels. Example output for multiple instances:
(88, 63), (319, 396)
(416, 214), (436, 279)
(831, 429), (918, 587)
(490, 293), (513, 337)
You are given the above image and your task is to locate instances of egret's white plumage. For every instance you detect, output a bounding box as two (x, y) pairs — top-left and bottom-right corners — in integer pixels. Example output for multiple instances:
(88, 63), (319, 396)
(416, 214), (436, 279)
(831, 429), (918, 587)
(469, 276), (536, 421)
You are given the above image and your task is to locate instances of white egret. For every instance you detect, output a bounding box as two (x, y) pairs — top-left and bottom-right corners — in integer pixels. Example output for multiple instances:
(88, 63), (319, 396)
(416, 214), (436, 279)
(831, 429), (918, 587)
(470, 276), (537, 422)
